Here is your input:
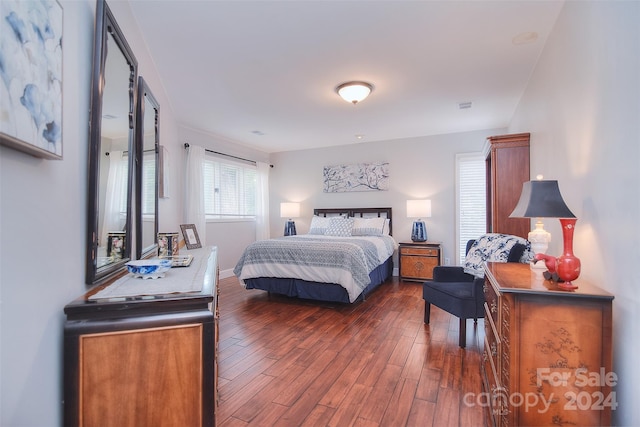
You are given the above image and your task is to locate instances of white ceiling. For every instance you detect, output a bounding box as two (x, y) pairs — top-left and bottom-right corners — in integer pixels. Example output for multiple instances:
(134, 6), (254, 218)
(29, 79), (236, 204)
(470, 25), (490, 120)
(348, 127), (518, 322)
(127, 0), (564, 154)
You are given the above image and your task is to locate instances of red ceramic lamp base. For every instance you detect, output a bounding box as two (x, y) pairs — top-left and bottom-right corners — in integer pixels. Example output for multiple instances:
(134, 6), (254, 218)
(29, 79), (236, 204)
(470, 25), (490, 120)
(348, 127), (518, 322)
(558, 281), (578, 290)
(556, 218), (581, 289)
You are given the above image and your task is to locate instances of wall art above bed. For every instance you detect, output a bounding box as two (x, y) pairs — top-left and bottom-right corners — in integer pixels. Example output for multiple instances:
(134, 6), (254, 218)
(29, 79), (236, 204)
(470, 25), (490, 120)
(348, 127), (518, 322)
(323, 162), (389, 193)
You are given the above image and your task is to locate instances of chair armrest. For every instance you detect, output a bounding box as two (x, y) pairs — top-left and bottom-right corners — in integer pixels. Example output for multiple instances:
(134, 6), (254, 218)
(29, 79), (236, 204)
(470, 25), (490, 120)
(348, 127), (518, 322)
(472, 277), (485, 296)
(432, 266), (474, 282)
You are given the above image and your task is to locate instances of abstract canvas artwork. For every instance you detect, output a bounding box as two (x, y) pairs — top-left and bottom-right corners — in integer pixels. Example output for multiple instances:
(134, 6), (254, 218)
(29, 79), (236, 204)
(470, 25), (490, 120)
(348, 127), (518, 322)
(323, 162), (389, 193)
(0, 0), (63, 159)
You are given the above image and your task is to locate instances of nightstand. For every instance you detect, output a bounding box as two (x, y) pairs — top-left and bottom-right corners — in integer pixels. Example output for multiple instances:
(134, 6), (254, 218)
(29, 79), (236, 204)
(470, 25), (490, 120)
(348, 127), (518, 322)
(399, 241), (442, 281)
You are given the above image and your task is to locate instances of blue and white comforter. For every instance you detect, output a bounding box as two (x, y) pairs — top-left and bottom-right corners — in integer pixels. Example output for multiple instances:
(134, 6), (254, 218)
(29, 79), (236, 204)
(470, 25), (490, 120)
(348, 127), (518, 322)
(234, 234), (397, 302)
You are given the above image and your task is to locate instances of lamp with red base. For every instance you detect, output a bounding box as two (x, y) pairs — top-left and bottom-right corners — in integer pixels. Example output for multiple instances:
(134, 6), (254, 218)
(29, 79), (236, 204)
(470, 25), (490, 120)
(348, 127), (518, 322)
(510, 178), (581, 290)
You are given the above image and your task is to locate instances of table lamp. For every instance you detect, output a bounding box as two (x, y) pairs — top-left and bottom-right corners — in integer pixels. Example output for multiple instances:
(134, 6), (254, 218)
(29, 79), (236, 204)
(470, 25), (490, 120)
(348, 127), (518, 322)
(407, 199), (431, 242)
(280, 202), (300, 236)
(510, 179), (580, 289)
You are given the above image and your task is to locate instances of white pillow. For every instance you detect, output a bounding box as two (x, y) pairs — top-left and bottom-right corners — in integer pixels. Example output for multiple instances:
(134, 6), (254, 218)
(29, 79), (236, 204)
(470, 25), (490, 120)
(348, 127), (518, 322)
(382, 218), (391, 235)
(352, 217), (386, 236)
(308, 216), (331, 235)
(325, 217), (354, 237)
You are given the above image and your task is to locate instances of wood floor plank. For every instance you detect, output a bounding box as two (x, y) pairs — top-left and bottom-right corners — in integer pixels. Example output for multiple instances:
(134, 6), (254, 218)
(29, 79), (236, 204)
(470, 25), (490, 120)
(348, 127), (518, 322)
(217, 373), (275, 422)
(327, 383), (371, 427)
(317, 350), (375, 408)
(276, 351), (355, 425)
(415, 367), (442, 402)
(406, 398), (436, 427)
(400, 342), (428, 381)
(432, 387), (462, 427)
(356, 364), (403, 423)
(273, 348), (339, 406)
(218, 356), (278, 403)
(216, 276), (486, 427)
(379, 378), (419, 426)
(298, 404), (336, 427)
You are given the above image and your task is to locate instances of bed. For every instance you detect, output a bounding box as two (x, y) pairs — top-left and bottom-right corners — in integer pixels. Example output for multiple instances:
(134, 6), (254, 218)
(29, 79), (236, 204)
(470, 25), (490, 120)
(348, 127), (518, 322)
(233, 207), (397, 303)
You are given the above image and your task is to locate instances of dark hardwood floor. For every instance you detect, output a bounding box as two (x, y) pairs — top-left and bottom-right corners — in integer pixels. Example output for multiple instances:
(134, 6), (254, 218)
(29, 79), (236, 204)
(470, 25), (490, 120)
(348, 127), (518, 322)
(216, 276), (486, 427)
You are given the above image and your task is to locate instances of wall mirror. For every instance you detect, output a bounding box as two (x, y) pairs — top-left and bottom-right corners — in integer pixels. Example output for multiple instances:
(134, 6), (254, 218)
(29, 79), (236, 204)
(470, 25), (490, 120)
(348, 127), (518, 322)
(86, 0), (138, 285)
(135, 77), (159, 260)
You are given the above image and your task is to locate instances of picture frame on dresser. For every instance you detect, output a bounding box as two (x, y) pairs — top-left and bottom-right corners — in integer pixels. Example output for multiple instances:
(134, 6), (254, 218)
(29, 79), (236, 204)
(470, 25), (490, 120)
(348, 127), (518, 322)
(0, 0), (64, 159)
(180, 224), (202, 249)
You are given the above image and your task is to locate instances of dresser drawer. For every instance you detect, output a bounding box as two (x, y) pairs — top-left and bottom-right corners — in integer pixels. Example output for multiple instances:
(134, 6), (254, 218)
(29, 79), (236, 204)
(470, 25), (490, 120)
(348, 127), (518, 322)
(484, 302), (500, 376)
(483, 279), (500, 329)
(400, 247), (439, 257)
(482, 334), (502, 426)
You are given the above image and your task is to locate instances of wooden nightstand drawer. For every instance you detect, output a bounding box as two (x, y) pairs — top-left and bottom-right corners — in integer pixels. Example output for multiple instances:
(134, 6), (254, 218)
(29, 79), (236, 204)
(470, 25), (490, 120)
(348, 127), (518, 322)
(400, 247), (438, 257)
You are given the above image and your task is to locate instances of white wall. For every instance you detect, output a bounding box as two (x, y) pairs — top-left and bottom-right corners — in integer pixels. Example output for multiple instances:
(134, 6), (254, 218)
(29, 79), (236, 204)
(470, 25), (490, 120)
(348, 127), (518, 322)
(0, 2), (93, 425)
(269, 128), (505, 264)
(508, 1), (640, 425)
(0, 1), (182, 425)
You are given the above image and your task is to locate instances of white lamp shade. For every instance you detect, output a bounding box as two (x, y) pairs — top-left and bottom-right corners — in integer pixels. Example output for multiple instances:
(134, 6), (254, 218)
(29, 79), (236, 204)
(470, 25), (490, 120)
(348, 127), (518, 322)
(407, 199), (432, 218)
(280, 202), (300, 218)
(336, 82), (373, 104)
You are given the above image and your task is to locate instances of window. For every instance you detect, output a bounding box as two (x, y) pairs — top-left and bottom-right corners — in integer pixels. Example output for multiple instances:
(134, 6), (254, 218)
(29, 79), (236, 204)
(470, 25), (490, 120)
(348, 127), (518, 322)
(203, 156), (257, 219)
(141, 153), (156, 216)
(456, 153), (486, 264)
(109, 153), (128, 218)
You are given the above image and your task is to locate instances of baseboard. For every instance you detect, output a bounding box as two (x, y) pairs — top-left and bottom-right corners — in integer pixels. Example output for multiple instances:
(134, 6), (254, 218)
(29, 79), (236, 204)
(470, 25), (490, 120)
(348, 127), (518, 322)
(219, 268), (235, 279)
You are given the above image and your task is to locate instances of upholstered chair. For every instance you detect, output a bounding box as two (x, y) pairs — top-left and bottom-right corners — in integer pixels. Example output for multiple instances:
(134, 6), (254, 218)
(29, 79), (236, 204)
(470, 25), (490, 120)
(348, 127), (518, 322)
(423, 235), (530, 347)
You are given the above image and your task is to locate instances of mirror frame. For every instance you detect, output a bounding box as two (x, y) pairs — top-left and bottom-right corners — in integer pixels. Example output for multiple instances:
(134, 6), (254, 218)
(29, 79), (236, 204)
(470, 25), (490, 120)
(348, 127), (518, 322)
(86, 0), (138, 285)
(135, 76), (159, 260)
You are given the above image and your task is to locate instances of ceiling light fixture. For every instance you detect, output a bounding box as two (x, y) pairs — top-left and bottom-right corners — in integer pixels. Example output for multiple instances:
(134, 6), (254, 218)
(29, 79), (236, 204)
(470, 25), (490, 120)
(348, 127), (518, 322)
(336, 81), (373, 105)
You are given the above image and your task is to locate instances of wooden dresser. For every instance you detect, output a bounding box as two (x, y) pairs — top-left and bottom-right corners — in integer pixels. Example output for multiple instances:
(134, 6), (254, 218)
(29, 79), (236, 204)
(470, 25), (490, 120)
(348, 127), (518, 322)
(64, 247), (219, 427)
(482, 262), (614, 427)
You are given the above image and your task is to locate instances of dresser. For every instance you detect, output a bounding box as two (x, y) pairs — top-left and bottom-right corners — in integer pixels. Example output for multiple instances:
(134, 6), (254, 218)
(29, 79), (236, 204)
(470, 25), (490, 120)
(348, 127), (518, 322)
(484, 132), (530, 239)
(64, 247), (219, 427)
(482, 262), (614, 427)
(398, 241), (442, 281)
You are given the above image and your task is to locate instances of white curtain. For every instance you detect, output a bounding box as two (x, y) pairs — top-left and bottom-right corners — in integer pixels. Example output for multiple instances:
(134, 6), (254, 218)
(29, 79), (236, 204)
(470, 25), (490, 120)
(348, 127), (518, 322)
(255, 162), (270, 240)
(185, 144), (207, 245)
(101, 150), (127, 246)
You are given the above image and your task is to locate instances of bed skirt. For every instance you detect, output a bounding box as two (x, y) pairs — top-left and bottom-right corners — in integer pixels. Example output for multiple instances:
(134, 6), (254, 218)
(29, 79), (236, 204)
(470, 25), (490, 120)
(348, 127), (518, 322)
(243, 256), (393, 304)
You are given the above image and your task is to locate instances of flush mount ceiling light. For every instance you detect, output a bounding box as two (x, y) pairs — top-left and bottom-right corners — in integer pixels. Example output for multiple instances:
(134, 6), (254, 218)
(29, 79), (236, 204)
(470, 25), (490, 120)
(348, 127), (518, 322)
(336, 81), (373, 105)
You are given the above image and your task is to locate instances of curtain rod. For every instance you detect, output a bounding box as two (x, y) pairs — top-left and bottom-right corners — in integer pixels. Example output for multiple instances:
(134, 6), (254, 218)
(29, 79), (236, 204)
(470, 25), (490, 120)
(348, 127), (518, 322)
(105, 148), (155, 156)
(184, 143), (272, 167)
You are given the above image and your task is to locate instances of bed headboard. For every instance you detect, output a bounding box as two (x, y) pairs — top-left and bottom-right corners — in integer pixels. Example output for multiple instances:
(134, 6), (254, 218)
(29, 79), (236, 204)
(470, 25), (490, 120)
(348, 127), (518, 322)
(313, 207), (393, 236)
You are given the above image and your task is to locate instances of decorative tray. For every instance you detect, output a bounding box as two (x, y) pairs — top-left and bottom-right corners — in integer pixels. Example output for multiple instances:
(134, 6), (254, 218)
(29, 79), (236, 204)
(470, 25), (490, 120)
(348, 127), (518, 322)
(160, 254), (194, 268)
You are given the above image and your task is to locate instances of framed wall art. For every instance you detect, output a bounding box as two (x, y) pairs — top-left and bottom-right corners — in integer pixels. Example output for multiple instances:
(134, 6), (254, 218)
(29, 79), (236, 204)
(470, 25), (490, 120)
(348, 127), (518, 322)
(323, 162), (389, 193)
(0, 0), (63, 159)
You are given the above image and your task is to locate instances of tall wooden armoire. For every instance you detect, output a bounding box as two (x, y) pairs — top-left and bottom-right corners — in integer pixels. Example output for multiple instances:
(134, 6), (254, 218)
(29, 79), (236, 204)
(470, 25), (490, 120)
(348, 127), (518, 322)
(484, 133), (530, 239)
